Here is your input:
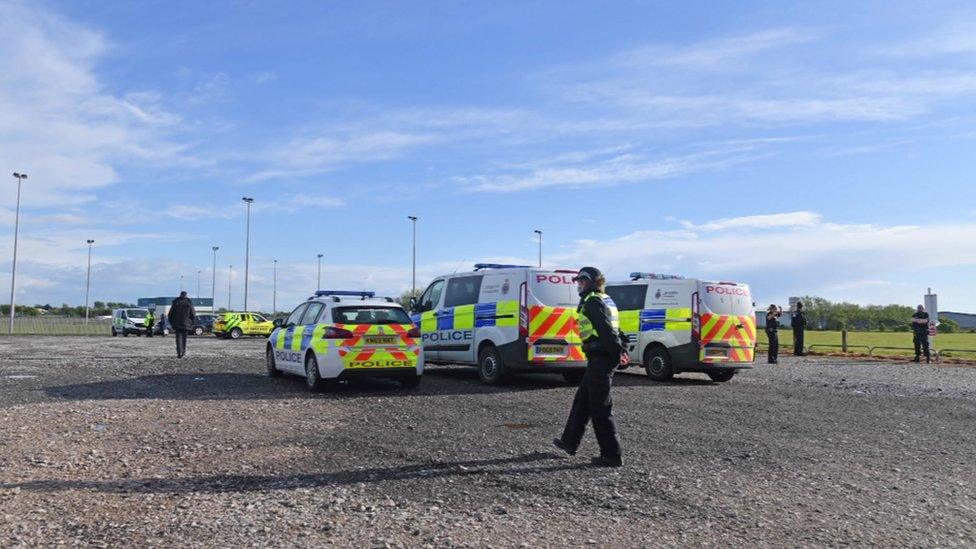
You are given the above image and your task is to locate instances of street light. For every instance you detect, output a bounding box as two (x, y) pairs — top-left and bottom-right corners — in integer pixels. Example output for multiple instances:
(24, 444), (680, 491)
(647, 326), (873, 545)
(408, 216), (418, 296)
(317, 253), (323, 290)
(227, 265), (233, 311)
(196, 270), (201, 298)
(211, 246), (219, 308)
(180, 274), (184, 292)
(534, 230), (543, 268)
(84, 239), (94, 323)
(8, 172), (27, 334)
(242, 197), (254, 312)
(272, 259), (278, 316)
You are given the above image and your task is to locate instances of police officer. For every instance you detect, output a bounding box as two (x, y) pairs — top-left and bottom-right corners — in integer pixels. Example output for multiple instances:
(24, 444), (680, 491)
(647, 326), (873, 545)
(553, 266), (629, 467)
(145, 308), (155, 338)
(766, 304), (782, 364)
(911, 304), (930, 363)
(792, 301), (807, 356)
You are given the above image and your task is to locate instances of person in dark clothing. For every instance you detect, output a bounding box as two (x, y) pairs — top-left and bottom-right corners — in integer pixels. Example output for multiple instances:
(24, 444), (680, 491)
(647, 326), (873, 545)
(911, 305), (930, 363)
(766, 304), (782, 364)
(145, 309), (155, 338)
(167, 291), (196, 358)
(553, 266), (629, 468)
(792, 301), (807, 356)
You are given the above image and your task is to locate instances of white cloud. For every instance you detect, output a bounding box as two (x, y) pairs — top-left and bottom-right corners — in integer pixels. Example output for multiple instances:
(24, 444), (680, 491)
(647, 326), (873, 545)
(164, 205), (235, 220)
(681, 211), (822, 231)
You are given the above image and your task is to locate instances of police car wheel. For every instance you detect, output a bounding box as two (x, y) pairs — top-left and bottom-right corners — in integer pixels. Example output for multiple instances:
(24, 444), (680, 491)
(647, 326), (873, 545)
(400, 375), (422, 389)
(230, 328), (243, 340)
(562, 370), (585, 385)
(707, 370), (736, 383)
(266, 346), (282, 377)
(644, 347), (674, 381)
(305, 353), (325, 391)
(478, 345), (506, 385)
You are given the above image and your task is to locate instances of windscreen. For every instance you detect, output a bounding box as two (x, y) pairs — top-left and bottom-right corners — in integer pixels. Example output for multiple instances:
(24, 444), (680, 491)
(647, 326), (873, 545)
(700, 283), (752, 315)
(605, 284), (648, 311)
(126, 309), (147, 319)
(332, 306), (412, 325)
(528, 272), (577, 307)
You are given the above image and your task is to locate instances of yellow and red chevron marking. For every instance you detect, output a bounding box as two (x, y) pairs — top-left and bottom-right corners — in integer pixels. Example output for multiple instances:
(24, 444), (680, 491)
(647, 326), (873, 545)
(700, 314), (756, 347)
(527, 306), (580, 344)
(337, 347), (420, 369)
(333, 323), (417, 347)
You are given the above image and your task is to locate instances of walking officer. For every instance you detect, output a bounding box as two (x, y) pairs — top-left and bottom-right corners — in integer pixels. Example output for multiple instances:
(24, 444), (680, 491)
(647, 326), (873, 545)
(911, 304), (931, 363)
(145, 308), (155, 338)
(766, 304), (782, 364)
(553, 266), (629, 467)
(792, 301), (807, 356)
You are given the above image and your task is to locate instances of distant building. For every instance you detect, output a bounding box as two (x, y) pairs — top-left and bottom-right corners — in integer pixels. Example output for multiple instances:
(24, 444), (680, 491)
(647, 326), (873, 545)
(939, 311), (976, 331)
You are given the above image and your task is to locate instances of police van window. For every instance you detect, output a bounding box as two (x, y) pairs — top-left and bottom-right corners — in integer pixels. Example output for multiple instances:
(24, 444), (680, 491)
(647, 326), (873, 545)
(285, 304), (308, 326)
(444, 276), (483, 308)
(300, 303), (324, 325)
(126, 309), (147, 319)
(420, 280), (445, 311)
(605, 285), (648, 311)
(333, 306), (412, 325)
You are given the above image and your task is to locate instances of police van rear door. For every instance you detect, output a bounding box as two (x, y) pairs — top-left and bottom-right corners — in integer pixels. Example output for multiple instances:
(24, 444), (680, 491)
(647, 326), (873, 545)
(526, 270), (583, 364)
(698, 282), (756, 363)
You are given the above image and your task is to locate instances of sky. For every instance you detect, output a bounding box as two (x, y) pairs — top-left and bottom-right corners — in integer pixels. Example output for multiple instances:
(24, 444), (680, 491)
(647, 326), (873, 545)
(1, 0), (976, 313)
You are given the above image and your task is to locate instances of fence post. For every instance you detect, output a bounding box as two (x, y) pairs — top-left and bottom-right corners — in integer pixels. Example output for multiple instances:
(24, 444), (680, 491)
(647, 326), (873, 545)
(842, 330), (847, 353)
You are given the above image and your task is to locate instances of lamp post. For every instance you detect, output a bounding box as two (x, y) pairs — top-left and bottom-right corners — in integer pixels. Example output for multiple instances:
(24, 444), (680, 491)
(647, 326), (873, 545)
(84, 239), (94, 323)
(227, 265), (233, 311)
(242, 197), (254, 312)
(534, 229), (542, 267)
(180, 274), (184, 292)
(317, 253), (323, 290)
(196, 270), (201, 298)
(408, 216), (417, 296)
(8, 172), (27, 334)
(211, 246), (219, 308)
(272, 259), (277, 316)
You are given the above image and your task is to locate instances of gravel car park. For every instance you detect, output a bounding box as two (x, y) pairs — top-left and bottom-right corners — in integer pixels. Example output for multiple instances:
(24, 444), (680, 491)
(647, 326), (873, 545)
(0, 336), (974, 547)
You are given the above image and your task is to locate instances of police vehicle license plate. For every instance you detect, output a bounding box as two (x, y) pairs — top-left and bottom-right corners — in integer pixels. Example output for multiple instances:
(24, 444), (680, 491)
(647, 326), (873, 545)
(535, 345), (565, 355)
(365, 336), (398, 346)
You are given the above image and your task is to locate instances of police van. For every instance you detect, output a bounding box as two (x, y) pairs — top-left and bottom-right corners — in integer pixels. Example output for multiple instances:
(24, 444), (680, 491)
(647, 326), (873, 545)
(605, 273), (756, 383)
(411, 263), (586, 385)
(266, 291), (423, 391)
(111, 307), (150, 337)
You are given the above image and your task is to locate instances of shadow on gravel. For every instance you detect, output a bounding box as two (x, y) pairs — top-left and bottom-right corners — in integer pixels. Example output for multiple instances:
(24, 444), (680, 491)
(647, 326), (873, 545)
(0, 451), (591, 495)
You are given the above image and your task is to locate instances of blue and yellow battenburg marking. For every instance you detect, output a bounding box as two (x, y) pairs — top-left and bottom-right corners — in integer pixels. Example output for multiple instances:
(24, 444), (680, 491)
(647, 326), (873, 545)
(619, 307), (693, 333)
(411, 301), (520, 331)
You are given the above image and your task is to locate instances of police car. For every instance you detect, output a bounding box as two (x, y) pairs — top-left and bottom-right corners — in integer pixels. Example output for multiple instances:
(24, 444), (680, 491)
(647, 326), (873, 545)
(411, 263), (585, 385)
(605, 273), (756, 383)
(214, 312), (275, 339)
(266, 291), (424, 390)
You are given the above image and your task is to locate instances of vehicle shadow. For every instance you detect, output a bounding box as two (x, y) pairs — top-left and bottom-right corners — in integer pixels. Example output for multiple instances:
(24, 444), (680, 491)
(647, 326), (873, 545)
(0, 451), (590, 495)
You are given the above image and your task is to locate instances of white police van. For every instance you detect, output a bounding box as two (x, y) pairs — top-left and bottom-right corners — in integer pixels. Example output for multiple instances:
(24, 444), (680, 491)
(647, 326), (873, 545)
(411, 263), (586, 385)
(266, 291), (424, 391)
(111, 307), (150, 337)
(605, 273), (756, 383)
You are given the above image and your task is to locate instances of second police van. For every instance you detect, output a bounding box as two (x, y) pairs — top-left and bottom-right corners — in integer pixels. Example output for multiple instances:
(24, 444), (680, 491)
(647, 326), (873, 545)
(411, 264), (586, 385)
(605, 273), (756, 383)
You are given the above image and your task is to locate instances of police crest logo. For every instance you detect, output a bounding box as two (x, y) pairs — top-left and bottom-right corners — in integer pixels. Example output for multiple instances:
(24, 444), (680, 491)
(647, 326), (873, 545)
(502, 279), (510, 294)
(655, 289), (662, 299)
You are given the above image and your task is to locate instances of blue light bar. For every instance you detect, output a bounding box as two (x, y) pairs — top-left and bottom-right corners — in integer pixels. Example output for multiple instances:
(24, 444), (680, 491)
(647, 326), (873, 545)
(314, 290), (376, 298)
(630, 272), (684, 280)
(474, 263), (533, 270)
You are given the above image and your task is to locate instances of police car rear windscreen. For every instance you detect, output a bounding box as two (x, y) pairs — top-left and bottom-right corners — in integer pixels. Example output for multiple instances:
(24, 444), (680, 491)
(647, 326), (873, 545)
(332, 307), (412, 325)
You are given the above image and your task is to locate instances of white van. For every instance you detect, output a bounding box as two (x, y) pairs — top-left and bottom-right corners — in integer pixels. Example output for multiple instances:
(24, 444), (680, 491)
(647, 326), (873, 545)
(111, 308), (150, 337)
(411, 263), (585, 384)
(605, 273), (756, 383)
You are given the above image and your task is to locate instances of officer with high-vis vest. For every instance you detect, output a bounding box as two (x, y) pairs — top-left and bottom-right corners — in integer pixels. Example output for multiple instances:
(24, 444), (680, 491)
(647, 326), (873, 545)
(145, 309), (155, 338)
(553, 266), (630, 467)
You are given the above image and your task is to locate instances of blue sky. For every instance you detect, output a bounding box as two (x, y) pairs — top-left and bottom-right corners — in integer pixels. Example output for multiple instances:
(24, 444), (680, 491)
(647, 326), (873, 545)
(2, 0), (976, 313)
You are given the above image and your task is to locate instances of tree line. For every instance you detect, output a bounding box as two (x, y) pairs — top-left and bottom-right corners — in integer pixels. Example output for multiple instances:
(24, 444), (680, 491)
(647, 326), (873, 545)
(796, 296), (964, 333)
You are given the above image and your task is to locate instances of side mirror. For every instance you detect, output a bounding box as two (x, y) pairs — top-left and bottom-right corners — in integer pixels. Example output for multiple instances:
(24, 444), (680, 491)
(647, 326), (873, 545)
(409, 297), (418, 312)
(272, 318), (284, 328)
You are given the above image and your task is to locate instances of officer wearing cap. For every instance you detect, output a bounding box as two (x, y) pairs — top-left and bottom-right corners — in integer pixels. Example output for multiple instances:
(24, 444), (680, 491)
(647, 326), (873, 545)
(553, 266), (629, 467)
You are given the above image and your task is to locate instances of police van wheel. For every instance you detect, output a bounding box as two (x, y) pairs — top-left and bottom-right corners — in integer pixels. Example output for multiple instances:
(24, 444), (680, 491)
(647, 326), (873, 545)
(562, 370), (585, 385)
(266, 346), (282, 378)
(111, 327), (118, 337)
(123, 331), (129, 337)
(230, 328), (243, 340)
(305, 353), (325, 391)
(400, 375), (422, 389)
(707, 370), (736, 383)
(478, 345), (506, 385)
(644, 347), (673, 381)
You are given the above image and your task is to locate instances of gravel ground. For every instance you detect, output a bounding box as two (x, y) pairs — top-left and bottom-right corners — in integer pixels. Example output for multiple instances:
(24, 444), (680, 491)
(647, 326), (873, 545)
(1, 336), (974, 548)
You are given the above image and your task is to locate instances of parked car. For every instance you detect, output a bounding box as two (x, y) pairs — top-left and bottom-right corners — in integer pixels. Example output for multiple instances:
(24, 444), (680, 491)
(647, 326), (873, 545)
(193, 313), (218, 335)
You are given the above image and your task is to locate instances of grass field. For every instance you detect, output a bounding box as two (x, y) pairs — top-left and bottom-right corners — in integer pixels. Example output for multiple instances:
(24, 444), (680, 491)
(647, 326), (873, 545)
(757, 330), (976, 359)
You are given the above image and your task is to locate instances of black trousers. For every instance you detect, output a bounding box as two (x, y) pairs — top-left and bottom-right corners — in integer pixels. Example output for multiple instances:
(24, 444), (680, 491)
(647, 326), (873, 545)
(793, 328), (805, 356)
(767, 330), (779, 363)
(559, 354), (621, 458)
(145, 324), (154, 337)
(913, 332), (930, 360)
(175, 329), (188, 357)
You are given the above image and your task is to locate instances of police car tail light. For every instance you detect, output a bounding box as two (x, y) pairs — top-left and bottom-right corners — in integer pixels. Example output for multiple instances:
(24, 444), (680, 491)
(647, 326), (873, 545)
(323, 326), (354, 339)
(407, 327), (421, 338)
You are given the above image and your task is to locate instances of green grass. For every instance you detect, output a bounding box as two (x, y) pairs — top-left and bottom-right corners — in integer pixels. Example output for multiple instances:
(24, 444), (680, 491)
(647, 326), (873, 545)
(0, 317), (112, 336)
(757, 330), (976, 359)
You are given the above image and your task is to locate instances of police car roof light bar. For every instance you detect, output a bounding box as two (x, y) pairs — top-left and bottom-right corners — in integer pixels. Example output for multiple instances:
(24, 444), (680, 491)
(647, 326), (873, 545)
(314, 290), (376, 298)
(474, 263), (533, 270)
(630, 272), (684, 280)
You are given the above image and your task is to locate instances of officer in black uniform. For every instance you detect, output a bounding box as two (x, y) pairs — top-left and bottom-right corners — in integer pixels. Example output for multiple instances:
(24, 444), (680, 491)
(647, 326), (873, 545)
(911, 305), (930, 363)
(792, 301), (807, 356)
(765, 304), (782, 364)
(553, 266), (629, 467)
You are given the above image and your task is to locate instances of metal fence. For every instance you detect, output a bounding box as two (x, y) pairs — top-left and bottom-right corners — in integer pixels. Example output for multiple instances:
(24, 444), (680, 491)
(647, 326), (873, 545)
(0, 317), (112, 336)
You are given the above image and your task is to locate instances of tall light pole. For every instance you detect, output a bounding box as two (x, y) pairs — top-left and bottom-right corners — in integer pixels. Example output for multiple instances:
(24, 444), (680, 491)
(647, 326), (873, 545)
(272, 259), (277, 316)
(180, 274), (184, 292)
(534, 230), (543, 268)
(408, 216), (417, 296)
(8, 172), (27, 334)
(211, 246), (219, 308)
(227, 265), (233, 311)
(84, 239), (94, 323)
(317, 253), (323, 290)
(196, 270), (201, 298)
(242, 197), (254, 312)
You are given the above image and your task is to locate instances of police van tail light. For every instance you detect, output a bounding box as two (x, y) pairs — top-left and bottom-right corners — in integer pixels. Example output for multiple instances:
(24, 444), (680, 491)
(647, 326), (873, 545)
(323, 326), (354, 339)
(407, 326), (421, 338)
